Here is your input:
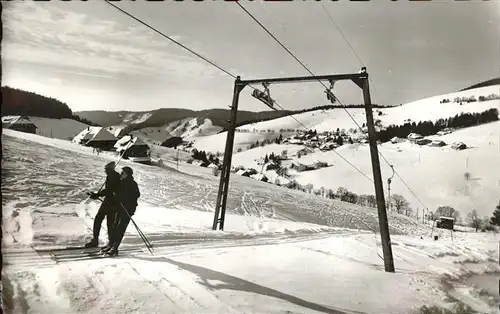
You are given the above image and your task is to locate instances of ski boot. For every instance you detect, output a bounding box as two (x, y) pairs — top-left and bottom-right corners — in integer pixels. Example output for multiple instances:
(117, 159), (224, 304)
(105, 246), (119, 257)
(100, 243), (113, 254)
(84, 239), (98, 248)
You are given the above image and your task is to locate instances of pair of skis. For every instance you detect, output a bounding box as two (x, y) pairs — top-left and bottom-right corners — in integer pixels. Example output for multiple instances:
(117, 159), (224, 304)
(44, 245), (143, 262)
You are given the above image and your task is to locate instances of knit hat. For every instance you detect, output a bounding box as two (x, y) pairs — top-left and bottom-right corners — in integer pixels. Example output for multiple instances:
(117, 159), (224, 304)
(122, 166), (133, 176)
(105, 161), (115, 170)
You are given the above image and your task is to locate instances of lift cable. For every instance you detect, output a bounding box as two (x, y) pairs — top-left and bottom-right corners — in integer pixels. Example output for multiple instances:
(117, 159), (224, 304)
(319, 3), (430, 211)
(104, 0), (373, 183)
(319, 3), (381, 99)
(236, 2), (363, 130)
(238, 2), (429, 210)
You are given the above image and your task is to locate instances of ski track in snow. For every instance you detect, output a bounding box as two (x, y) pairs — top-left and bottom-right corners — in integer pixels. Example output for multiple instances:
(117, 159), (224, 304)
(7, 130), (500, 313)
(2, 134), (430, 236)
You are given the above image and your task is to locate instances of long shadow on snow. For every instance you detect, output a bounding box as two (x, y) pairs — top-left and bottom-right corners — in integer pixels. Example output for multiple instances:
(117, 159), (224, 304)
(131, 255), (366, 314)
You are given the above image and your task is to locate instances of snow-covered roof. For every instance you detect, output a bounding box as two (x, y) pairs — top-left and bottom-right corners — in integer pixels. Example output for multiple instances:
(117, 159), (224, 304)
(73, 127), (117, 144)
(407, 133), (423, 139)
(251, 173), (268, 181)
(439, 216), (455, 221)
(114, 135), (149, 152)
(2, 115), (37, 127)
(106, 126), (126, 138)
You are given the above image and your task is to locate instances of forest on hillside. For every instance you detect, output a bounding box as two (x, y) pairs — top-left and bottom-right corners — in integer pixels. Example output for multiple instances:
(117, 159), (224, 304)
(77, 103), (395, 133)
(460, 77), (500, 92)
(1, 86), (100, 126)
(376, 108), (499, 142)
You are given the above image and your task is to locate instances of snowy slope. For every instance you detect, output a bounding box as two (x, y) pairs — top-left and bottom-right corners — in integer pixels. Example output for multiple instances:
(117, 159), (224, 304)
(294, 121), (500, 218)
(192, 85), (500, 217)
(1, 129), (427, 235)
(27, 116), (90, 141)
(192, 85), (500, 153)
(3, 129), (500, 314)
(125, 118), (224, 146)
(193, 131), (280, 154)
(183, 118), (223, 139)
(123, 112), (153, 124)
(232, 121), (500, 218)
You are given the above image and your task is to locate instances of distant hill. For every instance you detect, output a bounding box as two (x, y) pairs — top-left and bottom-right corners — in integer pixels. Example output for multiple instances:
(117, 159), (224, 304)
(76, 103), (395, 137)
(460, 77), (500, 91)
(1, 86), (100, 126)
(76, 108), (296, 131)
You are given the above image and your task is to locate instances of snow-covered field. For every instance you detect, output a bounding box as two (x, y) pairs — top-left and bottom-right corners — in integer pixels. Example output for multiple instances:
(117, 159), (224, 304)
(188, 85), (500, 218)
(192, 85), (500, 154)
(127, 117), (224, 146)
(29, 116), (89, 141)
(2, 129), (500, 314)
(231, 121), (500, 218)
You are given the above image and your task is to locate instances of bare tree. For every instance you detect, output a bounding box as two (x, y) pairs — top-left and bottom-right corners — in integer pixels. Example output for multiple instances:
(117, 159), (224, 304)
(390, 194), (411, 215)
(466, 210), (481, 232)
(435, 206), (460, 220)
(320, 186), (326, 198)
(305, 183), (314, 194)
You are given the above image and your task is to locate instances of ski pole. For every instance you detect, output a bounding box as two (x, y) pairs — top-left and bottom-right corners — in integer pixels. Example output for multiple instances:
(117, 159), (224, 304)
(95, 138), (135, 194)
(96, 197), (154, 254)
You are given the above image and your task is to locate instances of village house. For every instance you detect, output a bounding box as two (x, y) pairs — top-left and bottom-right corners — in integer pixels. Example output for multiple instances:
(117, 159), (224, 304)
(192, 160), (204, 166)
(415, 138), (431, 145)
(430, 139), (446, 147)
(407, 133), (423, 142)
(239, 168), (258, 177)
(288, 138), (304, 145)
(296, 147), (314, 157)
(2, 116), (38, 134)
(313, 161), (328, 169)
(390, 136), (404, 144)
(290, 161), (307, 172)
(115, 135), (151, 165)
(451, 142), (467, 150)
(320, 143), (335, 151)
(73, 127), (118, 151)
(290, 161), (317, 172)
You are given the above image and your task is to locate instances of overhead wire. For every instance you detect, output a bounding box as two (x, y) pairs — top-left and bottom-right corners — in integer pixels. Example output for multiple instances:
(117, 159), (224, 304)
(319, 3), (381, 100)
(105, 1), (311, 132)
(236, 2), (364, 131)
(237, 1), (429, 211)
(103, 0), (373, 183)
(104, 1), (235, 78)
(318, 3), (430, 211)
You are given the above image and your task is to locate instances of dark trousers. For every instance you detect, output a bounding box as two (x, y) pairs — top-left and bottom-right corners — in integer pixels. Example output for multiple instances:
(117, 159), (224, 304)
(93, 201), (116, 243)
(110, 209), (132, 248)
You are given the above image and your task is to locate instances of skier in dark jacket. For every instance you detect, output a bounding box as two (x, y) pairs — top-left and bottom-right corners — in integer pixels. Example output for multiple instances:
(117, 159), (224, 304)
(102, 166), (140, 256)
(85, 161), (121, 248)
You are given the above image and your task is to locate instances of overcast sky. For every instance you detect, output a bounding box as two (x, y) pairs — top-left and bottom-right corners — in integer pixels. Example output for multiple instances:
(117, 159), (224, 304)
(3, 1), (499, 112)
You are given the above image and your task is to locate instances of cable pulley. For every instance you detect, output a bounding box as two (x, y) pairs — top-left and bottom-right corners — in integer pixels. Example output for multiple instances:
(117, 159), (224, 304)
(324, 80), (337, 104)
(387, 164), (395, 185)
(251, 82), (277, 111)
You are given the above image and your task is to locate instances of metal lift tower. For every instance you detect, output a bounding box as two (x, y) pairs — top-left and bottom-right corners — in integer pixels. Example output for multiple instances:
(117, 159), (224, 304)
(212, 67), (395, 273)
